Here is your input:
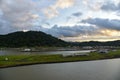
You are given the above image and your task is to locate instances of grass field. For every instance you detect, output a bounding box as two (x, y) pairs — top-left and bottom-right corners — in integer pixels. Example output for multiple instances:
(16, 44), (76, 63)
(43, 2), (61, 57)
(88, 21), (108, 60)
(0, 50), (120, 68)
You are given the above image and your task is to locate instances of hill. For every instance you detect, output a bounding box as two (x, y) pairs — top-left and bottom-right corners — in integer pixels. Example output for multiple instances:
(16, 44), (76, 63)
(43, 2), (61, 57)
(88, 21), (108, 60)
(0, 31), (69, 47)
(0, 31), (120, 47)
(72, 41), (120, 47)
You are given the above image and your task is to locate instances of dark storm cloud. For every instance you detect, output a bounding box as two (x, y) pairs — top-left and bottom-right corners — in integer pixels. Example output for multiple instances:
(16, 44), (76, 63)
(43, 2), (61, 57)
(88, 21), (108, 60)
(82, 18), (120, 30)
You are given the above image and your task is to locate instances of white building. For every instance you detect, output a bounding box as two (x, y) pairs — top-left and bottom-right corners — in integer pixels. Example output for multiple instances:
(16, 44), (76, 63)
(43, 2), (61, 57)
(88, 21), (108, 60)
(23, 48), (31, 52)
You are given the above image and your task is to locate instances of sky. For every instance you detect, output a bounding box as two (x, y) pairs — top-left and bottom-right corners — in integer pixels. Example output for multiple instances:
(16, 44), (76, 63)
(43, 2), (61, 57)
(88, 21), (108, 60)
(0, 0), (120, 42)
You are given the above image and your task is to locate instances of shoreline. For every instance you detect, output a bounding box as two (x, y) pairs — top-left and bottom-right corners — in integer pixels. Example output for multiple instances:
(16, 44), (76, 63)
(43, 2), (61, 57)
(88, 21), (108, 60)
(0, 57), (120, 69)
(1, 55), (120, 69)
(1, 49), (120, 69)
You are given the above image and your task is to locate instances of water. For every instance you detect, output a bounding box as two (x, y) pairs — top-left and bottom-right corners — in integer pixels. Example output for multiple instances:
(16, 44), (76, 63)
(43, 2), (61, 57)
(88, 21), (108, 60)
(0, 59), (120, 80)
(0, 49), (92, 55)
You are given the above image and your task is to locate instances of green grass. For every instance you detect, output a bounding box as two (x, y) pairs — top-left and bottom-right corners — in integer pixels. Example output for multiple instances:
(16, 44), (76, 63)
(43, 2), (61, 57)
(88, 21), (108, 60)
(1, 50), (120, 68)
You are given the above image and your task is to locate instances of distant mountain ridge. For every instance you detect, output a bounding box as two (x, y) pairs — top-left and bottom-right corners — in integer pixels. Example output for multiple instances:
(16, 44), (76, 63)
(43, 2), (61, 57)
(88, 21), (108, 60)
(0, 31), (120, 47)
(0, 31), (68, 47)
(72, 41), (120, 47)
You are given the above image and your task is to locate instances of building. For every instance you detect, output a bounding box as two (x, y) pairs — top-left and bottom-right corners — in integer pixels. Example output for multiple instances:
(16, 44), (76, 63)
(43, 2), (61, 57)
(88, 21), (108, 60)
(62, 53), (89, 57)
(23, 48), (31, 52)
(74, 53), (89, 56)
(62, 54), (74, 57)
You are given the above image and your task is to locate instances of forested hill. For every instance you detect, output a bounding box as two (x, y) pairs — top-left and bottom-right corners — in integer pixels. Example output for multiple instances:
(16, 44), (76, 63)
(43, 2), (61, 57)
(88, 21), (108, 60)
(0, 31), (120, 47)
(0, 31), (69, 47)
(73, 41), (120, 47)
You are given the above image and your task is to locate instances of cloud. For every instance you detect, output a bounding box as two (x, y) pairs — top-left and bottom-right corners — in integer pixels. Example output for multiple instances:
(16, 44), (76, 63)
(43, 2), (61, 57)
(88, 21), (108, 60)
(90, 2), (103, 11)
(33, 18), (120, 42)
(0, 18), (13, 34)
(82, 0), (89, 5)
(42, 24), (99, 38)
(43, 6), (59, 19)
(0, 0), (75, 34)
(61, 34), (120, 42)
(0, 0), (120, 42)
(72, 12), (82, 17)
(55, 0), (74, 9)
(43, 0), (75, 19)
(41, 24), (120, 42)
(0, 0), (41, 34)
(82, 0), (103, 11)
(82, 18), (120, 31)
(101, 2), (120, 11)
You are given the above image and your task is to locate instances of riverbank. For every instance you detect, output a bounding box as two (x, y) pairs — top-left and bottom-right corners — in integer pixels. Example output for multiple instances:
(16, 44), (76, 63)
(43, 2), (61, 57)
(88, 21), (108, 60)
(0, 50), (120, 68)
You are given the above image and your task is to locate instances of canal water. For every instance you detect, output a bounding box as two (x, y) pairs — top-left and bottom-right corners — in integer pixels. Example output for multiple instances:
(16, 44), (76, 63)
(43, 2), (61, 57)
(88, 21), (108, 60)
(0, 49), (92, 55)
(0, 58), (120, 80)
